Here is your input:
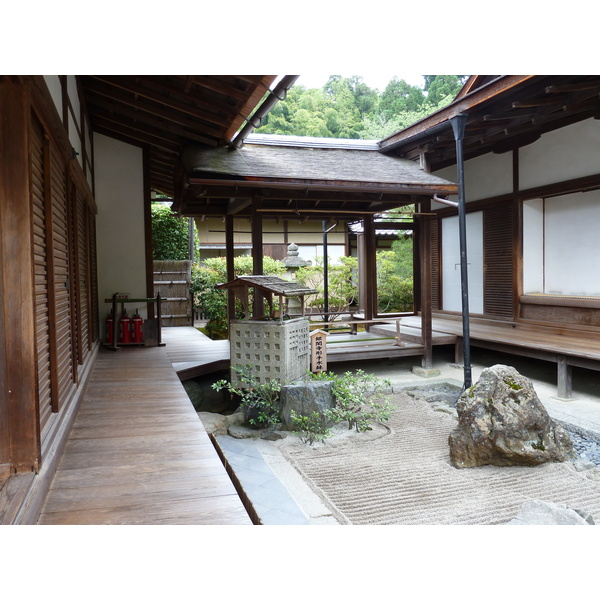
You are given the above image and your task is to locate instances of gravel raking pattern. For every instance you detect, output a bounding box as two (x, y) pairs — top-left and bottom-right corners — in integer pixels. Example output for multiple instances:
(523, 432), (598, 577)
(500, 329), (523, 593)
(281, 394), (600, 525)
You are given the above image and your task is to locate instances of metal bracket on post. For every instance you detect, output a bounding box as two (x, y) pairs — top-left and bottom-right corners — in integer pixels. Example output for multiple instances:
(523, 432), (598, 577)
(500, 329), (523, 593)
(450, 113), (472, 389)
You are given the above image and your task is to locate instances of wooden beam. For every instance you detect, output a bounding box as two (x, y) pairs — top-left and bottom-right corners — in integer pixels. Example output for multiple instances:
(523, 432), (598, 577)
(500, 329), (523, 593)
(512, 95), (567, 108)
(546, 82), (600, 94)
(86, 76), (235, 128)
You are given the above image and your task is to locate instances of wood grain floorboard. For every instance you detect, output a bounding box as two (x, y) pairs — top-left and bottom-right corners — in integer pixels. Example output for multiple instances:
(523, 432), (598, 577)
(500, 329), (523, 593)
(37, 343), (252, 525)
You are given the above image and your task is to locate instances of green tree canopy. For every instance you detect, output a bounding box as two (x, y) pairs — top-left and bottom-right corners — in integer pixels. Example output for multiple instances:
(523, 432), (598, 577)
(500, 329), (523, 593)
(256, 75), (467, 140)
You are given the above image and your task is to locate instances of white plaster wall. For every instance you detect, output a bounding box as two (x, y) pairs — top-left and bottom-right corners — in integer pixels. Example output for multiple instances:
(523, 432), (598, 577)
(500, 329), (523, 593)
(43, 75), (62, 116)
(434, 151), (512, 204)
(94, 133), (148, 325)
(520, 119), (600, 189)
(43, 76), (84, 169)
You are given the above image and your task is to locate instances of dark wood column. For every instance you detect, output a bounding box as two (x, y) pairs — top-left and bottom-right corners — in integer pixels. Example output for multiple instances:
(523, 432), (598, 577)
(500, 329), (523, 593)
(419, 198), (433, 368)
(225, 213), (236, 322)
(0, 78), (41, 473)
(363, 215), (377, 323)
(143, 147), (155, 319)
(251, 199), (264, 317)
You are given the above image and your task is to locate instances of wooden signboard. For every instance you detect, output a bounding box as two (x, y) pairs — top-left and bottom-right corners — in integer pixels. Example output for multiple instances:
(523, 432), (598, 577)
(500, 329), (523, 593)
(310, 329), (328, 373)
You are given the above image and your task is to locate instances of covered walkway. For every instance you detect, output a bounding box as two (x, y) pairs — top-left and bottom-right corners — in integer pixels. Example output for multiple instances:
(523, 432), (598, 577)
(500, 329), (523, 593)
(37, 344), (252, 525)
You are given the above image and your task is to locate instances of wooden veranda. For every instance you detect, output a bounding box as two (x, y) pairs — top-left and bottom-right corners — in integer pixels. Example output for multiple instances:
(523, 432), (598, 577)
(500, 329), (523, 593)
(37, 343), (251, 525)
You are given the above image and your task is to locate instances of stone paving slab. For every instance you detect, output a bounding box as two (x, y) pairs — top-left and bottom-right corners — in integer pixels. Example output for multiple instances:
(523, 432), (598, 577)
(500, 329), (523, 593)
(214, 435), (310, 525)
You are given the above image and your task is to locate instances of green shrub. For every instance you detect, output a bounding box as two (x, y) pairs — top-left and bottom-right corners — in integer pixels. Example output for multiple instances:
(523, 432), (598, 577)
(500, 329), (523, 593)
(312, 369), (393, 432)
(151, 202), (194, 260)
(191, 256), (286, 338)
(290, 410), (332, 445)
(212, 365), (281, 429)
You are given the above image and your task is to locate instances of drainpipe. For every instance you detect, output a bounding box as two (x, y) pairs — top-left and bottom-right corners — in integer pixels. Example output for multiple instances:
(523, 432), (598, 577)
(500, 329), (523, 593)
(450, 113), (472, 389)
(321, 221), (337, 325)
(230, 76), (299, 148)
(323, 220), (329, 324)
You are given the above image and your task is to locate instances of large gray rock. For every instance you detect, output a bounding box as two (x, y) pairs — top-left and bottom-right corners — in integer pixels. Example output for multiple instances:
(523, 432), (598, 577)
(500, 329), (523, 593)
(279, 380), (335, 430)
(507, 499), (594, 525)
(448, 365), (574, 468)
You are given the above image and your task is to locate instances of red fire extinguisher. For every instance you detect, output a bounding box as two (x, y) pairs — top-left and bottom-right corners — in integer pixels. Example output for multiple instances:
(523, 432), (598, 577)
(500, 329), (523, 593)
(106, 310), (114, 344)
(132, 309), (144, 344)
(120, 309), (131, 344)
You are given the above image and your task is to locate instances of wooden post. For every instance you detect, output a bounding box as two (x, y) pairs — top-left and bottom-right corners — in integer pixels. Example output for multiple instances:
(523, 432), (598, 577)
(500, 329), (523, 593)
(419, 198), (433, 368)
(251, 199), (264, 317)
(357, 232), (366, 315)
(225, 213), (236, 323)
(0, 78), (41, 472)
(310, 329), (328, 373)
(143, 148), (155, 320)
(557, 355), (573, 399)
(363, 215), (377, 327)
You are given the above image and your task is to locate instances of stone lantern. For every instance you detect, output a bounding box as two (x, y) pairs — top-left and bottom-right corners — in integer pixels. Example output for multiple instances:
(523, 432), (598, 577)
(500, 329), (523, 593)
(282, 243), (312, 315)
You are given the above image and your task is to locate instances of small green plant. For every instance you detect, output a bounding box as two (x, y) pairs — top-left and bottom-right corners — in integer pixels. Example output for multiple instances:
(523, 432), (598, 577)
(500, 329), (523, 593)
(290, 410), (332, 445)
(212, 365), (281, 429)
(311, 369), (394, 433)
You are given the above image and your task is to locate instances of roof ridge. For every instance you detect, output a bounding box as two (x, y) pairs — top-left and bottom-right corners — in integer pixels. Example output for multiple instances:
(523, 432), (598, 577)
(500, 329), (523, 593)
(245, 133), (380, 151)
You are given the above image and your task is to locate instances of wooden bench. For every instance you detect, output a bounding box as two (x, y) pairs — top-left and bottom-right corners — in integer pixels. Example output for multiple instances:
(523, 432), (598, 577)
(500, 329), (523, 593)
(438, 318), (600, 399)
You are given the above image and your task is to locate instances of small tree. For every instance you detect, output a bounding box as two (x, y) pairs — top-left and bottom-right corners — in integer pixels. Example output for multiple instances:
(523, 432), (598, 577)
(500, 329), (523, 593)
(295, 256), (358, 318)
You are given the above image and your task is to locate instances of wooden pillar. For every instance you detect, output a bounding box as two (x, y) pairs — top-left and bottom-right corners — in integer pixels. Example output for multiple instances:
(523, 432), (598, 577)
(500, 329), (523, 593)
(419, 198), (433, 368)
(357, 233), (366, 313)
(363, 215), (377, 324)
(143, 147), (155, 319)
(0, 78), (41, 473)
(251, 199), (264, 318)
(225, 213), (236, 322)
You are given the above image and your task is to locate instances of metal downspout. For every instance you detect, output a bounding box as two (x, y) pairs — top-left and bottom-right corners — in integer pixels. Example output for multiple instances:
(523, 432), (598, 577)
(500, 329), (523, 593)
(230, 75), (299, 148)
(450, 113), (472, 389)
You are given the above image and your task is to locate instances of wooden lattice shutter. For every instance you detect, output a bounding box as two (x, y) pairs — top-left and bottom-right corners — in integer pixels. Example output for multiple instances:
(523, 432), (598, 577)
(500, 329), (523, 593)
(30, 114), (52, 433)
(484, 204), (515, 319)
(50, 141), (76, 397)
(88, 212), (99, 343)
(75, 188), (90, 361)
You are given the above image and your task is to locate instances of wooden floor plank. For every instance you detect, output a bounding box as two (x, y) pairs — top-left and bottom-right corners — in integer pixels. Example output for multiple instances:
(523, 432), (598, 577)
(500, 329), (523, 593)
(37, 344), (252, 525)
(40, 495), (251, 525)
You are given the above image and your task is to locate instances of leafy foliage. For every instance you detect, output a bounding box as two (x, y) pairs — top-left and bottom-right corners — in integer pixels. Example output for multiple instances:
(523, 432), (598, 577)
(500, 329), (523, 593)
(294, 256), (359, 317)
(151, 202), (193, 261)
(212, 365), (281, 429)
(290, 410), (332, 445)
(310, 369), (394, 433)
(257, 76), (467, 140)
(377, 248), (414, 313)
(190, 255), (286, 338)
